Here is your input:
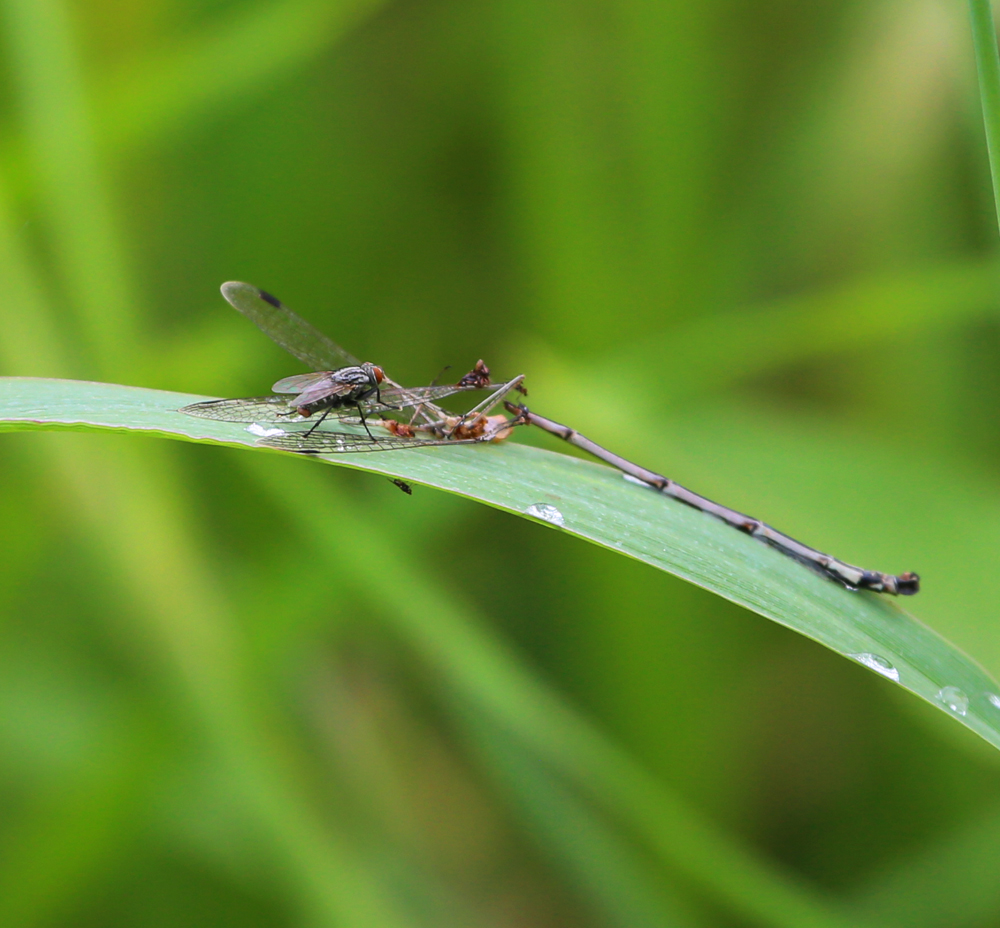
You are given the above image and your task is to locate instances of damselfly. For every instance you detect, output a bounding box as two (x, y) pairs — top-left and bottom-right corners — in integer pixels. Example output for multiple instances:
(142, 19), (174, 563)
(506, 403), (919, 596)
(181, 282), (497, 434)
(181, 283), (917, 595)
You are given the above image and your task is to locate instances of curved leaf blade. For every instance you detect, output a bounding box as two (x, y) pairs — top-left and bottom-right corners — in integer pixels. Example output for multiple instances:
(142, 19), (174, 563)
(2, 376), (999, 749)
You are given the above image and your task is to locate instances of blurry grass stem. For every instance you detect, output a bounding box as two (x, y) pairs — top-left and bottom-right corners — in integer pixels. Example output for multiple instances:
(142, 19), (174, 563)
(0, 0), (390, 195)
(968, 0), (1000, 231)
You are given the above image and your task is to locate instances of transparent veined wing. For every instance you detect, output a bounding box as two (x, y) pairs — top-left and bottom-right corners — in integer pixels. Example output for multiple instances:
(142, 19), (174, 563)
(288, 379), (357, 409)
(377, 383), (483, 405)
(256, 428), (477, 454)
(221, 282), (361, 372)
(180, 396), (298, 422)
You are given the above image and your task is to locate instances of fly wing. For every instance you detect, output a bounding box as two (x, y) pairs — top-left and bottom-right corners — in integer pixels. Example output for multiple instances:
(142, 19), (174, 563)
(180, 396), (297, 423)
(221, 282), (361, 371)
(257, 429), (474, 454)
(272, 372), (330, 394)
(290, 378), (356, 408)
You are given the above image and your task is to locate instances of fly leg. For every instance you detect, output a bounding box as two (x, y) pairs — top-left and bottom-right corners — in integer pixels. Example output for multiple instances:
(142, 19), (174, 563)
(303, 406), (333, 437)
(373, 382), (401, 412)
(357, 403), (376, 440)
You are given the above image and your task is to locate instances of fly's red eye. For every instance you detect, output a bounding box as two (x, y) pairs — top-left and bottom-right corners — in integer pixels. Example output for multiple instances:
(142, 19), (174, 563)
(372, 366), (385, 384)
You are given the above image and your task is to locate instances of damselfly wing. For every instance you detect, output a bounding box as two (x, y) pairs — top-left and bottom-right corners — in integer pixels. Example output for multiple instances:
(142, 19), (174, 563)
(220, 281), (362, 374)
(255, 414), (518, 455)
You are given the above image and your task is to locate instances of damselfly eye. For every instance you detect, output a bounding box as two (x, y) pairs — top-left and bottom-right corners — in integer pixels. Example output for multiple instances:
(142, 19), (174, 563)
(371, 366), (385, 384)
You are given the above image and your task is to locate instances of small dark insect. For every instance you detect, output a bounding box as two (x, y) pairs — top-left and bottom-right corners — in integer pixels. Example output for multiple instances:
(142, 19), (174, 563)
(457, 360), (491, 389)
(390, 479), (413, 495)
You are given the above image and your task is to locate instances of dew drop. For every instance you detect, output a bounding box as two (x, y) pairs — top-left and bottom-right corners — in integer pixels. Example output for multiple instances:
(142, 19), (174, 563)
(246, 423), (285, 438)
(525, 503), (565, 527)
(849, 653), (899, 682)
(988, 693), (1000, 710)
(937, 686), (968, 716)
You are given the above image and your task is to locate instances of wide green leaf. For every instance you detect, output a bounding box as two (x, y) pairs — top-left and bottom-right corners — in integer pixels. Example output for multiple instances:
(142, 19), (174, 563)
(3, 375), (999, 751)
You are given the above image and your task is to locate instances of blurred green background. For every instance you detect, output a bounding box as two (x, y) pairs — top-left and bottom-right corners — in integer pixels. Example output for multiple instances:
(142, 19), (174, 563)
(1, 0), (1000, 925)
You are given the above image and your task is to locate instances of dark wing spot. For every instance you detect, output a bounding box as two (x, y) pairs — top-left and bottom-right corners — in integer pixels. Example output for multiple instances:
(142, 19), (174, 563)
(258, 289), (282, 308)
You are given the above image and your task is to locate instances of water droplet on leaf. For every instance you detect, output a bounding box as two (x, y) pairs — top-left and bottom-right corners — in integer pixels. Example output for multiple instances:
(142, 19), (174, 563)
(246, 423), (284, 438)
(525, 503), (565, 526)
(849, 653), (899, 682)
(937, 686), (968, 716)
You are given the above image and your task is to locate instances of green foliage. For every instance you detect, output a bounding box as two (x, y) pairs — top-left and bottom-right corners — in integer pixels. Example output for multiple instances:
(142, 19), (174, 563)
(1, 1), (1000, 927)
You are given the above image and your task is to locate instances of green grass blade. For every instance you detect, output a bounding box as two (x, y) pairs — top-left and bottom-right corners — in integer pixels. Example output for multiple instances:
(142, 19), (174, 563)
(0, 0), (390, 188)
(1, 0), (140, 371)
(968, 0), (1000, 231)
(3, 375), (999, 755)
(592, 256), (1000, 403)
